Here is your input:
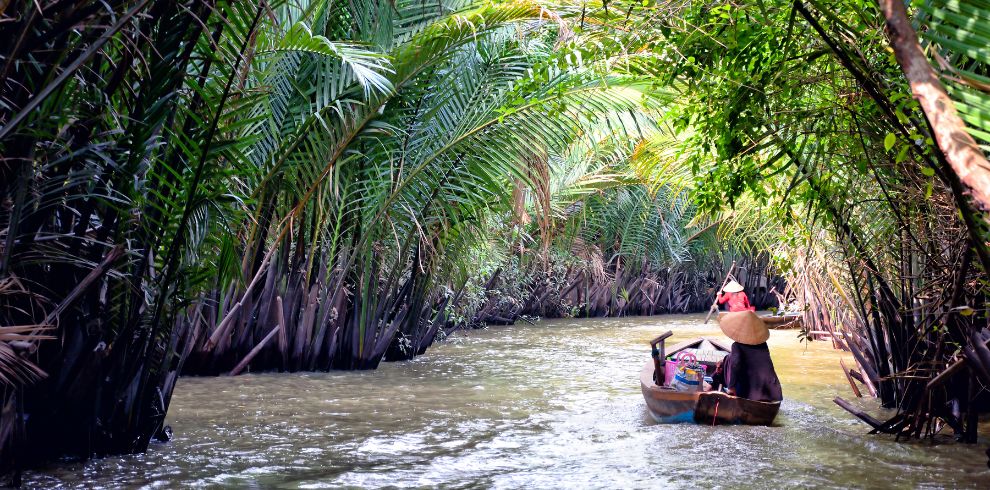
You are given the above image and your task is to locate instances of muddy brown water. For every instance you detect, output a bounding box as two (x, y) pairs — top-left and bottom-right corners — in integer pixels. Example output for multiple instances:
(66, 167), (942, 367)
(23, 314), (990, 488)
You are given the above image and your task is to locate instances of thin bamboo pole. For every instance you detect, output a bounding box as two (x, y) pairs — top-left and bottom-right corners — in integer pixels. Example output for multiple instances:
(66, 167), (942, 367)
(704, 261), (736, 324)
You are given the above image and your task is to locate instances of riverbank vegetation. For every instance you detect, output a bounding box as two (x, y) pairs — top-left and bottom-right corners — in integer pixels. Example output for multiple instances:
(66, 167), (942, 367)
(1, 0), (988, 475)
(656, 0), (990, 442)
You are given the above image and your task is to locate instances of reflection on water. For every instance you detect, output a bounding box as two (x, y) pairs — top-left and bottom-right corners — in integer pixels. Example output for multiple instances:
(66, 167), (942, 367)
(24, 314), (990, 488)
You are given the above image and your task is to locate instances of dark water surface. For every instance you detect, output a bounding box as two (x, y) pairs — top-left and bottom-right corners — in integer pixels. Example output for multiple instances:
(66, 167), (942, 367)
(24, 314), (990, 488)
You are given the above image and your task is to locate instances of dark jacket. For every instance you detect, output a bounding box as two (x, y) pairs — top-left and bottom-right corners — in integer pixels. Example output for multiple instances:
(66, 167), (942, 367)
(727, 342), (783, 402)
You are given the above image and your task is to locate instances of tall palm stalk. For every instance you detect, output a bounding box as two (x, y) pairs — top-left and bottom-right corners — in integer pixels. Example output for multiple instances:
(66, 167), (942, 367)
(0, 0), (269, 467)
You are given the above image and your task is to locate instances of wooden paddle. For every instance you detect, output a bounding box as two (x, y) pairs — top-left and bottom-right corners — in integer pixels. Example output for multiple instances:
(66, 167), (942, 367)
(704, 261), (737, 324)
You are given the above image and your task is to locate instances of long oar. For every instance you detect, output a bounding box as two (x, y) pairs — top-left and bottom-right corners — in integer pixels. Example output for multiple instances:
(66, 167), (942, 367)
(704, 261), (737, 324)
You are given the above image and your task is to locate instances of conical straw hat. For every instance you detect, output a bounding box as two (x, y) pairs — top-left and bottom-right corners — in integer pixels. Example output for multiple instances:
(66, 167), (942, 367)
(718, 310), (769, 345)
(722, 280), (744, 293)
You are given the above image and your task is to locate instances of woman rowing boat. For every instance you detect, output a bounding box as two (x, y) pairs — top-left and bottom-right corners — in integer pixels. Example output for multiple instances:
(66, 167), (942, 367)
(716, 279), (756, 312)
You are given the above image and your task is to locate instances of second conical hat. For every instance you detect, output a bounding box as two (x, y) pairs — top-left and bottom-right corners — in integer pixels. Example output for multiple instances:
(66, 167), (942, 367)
(717, 310), (769, 345)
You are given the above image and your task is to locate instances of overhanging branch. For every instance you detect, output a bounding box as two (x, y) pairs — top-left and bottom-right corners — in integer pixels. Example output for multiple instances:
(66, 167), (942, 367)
(878, 0), (990, 212)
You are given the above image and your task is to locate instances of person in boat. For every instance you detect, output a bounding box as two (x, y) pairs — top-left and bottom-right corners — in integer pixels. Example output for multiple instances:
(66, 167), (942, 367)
(716, 280), (756, 312)
(709, 357), (727, 392)
(718, 311), (783, 403)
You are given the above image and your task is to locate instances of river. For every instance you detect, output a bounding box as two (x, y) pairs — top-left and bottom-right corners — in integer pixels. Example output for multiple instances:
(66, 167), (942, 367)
(23, 314), (990, 488)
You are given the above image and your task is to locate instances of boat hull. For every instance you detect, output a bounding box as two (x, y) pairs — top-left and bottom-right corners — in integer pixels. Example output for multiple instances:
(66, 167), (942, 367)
(640, 358), (780, 426)
(640, 361), (700, 423)
(694, 391), (780, 425)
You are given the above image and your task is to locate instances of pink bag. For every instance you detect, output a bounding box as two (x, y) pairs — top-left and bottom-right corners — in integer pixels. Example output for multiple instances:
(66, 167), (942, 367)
(663, 359), (679, 386)
(663, 351), (704, 386)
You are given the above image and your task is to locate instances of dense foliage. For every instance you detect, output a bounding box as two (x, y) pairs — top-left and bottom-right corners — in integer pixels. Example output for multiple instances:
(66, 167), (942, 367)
(651, 0), (990, 439)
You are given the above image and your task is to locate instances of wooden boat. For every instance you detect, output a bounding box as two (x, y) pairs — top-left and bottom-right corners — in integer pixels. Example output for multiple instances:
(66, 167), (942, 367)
(717, 311), (802, 329)
(640, 332), (781, 425)
(760, 313), (802, 330)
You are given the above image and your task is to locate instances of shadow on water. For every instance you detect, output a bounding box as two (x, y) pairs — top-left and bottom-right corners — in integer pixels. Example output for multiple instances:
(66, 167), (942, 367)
(23, 314), (990, 489)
